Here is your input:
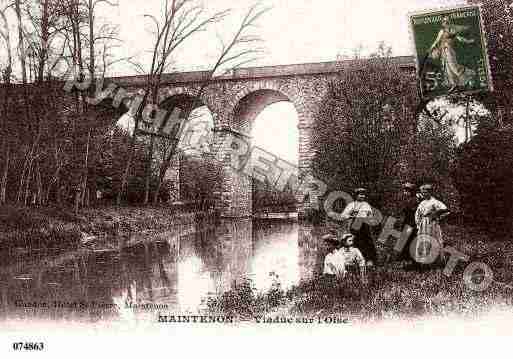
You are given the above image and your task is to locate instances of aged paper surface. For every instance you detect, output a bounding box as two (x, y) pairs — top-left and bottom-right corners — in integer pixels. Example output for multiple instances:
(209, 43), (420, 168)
(1, 0), (512, 356)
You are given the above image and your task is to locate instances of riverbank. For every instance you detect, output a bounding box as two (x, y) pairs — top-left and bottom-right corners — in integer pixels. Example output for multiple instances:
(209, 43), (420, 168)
(0, 205), (207, 263)
(206, 224), (513, 322)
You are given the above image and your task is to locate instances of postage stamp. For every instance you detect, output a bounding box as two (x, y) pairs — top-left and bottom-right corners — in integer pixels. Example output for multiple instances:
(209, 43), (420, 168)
(409, 5), (494, 99)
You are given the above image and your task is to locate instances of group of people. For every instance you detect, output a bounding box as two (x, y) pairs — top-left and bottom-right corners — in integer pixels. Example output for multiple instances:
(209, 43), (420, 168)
(323, 184), (450, 283)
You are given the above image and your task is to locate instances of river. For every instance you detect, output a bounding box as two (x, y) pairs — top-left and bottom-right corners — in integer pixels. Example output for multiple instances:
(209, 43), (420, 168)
(0, 218), (326, 323)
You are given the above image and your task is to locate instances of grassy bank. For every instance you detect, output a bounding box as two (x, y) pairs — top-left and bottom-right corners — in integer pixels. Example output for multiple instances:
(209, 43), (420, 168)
(207, 224), (513, 322)
(0, 205), (199, 263)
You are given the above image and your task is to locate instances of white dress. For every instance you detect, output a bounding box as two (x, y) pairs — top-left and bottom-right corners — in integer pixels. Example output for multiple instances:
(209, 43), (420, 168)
(323, 247), (365, 278)
(415, 197), (448, 258)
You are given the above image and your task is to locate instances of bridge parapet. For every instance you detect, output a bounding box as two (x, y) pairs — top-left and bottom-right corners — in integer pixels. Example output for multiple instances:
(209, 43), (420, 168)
(109, 56), (415, 88)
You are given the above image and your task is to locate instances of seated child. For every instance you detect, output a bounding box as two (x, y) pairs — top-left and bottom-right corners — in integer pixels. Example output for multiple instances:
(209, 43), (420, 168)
(323, 233), (367, 284)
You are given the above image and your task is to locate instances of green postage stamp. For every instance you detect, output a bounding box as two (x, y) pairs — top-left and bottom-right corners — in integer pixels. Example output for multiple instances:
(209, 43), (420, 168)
(409, 5), (494, 99)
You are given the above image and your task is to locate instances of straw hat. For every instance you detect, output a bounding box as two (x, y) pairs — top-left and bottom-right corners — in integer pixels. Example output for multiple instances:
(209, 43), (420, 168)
(420, 184), (433, 191)
(322, 232), (354, 247)
(354, 187), (367, 195)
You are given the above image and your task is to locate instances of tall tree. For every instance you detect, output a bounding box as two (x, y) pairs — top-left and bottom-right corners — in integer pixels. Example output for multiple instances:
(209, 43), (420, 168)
(0, 4), (13, 205)
(313, 51), (417, 211)
(151, 3), (268, 205)
(469, 0), (513, 124)
(118, 0), (268, 205)
(15, 0), (27, 84)
(117, 0), (226, 205)
(313, 47), (458, 213)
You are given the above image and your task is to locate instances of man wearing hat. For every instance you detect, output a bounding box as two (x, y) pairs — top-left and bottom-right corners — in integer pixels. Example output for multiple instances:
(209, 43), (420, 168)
(340, 187), (377, 266)
(396, 183), (420, 262)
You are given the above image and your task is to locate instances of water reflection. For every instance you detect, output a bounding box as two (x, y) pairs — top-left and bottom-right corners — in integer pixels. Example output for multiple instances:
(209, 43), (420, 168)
(251, 221), (299, 291)
(0, 217), (327, 322)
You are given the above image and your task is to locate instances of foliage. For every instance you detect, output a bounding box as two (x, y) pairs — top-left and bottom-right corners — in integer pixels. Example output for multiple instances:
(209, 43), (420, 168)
(0, 0), (269, 210)
(180, 153), (223, 207)
(253, 179), (297, 212)
(469, 0), (513, 124)
(312, 48), (458, 214)
(287, 268), (510, 320)
(450, 2), (513, 237)
(206, 276), (285, 319)
(416, 116), (460, 213)
(0, 0), (125, 210)
(452, 121), (513, 237)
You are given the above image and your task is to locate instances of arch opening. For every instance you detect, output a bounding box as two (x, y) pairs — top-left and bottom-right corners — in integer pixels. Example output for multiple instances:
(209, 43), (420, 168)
(232, 89), (300, 216)
(159, 94), (215, 154)
(159, 94), (217, 207)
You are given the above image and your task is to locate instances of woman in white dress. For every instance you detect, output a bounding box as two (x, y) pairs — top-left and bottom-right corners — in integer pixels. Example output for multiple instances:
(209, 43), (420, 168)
(415, 184), (450, 264)
(428, 16), (476, 92)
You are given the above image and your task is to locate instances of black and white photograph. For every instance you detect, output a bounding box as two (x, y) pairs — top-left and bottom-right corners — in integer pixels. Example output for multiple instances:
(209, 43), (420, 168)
(0, 0), (512, 355)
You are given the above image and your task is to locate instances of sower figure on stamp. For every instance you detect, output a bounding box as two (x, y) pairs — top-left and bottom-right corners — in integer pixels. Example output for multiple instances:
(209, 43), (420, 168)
(414, 184), (450, 266)
(428, 15), (476, 93)
(341, 188), (378, 267)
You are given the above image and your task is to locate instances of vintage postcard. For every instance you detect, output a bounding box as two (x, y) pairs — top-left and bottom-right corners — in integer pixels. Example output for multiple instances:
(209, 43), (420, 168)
(0, 0), (512, 356)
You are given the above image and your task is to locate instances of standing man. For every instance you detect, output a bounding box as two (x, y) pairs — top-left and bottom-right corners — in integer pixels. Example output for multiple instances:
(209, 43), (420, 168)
(396, 183), (420, 263)
(341, 188), (377, 266)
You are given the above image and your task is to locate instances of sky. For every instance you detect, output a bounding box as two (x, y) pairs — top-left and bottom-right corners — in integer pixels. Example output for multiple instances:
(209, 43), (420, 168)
(109, 0), (466, 75)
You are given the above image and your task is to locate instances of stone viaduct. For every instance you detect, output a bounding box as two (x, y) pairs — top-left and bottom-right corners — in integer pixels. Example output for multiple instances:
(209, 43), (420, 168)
(108, 56), (414, 217)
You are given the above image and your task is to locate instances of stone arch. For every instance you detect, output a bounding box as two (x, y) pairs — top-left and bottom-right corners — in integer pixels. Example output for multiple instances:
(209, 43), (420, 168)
(157, 86), (216, 115)
(226, 81), (306, 134)
(152, 86), (218, 206)
(216, 81), (305, 217)
(158, 86), (197, 103)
